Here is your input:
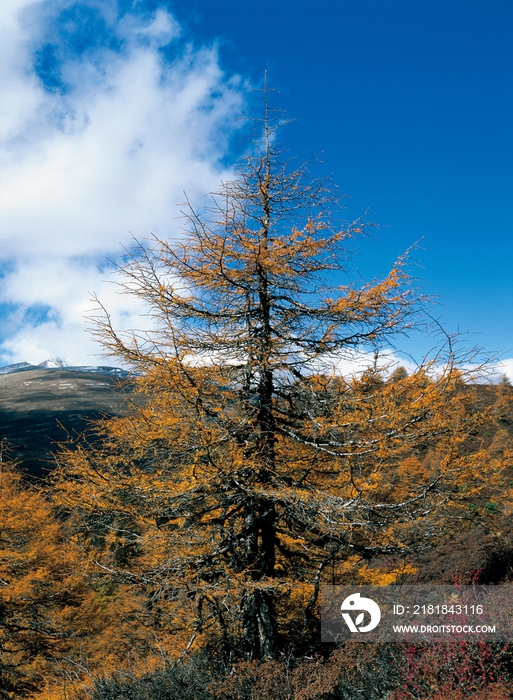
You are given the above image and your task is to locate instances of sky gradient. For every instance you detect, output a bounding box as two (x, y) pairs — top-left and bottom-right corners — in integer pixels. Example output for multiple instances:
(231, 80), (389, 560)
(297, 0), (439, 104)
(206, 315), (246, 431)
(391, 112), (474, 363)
(0, 0), (511, 377)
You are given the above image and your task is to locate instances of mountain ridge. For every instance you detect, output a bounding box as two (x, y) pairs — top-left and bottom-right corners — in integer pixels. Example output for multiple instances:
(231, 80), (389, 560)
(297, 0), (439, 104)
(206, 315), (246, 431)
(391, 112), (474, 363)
(0, 357), (129, 376)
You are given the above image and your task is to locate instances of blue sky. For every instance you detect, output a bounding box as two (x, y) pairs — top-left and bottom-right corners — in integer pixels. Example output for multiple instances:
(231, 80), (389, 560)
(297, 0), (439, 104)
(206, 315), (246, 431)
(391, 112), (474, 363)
(185, 0), (513, 361)
(0, 0), (511, 376)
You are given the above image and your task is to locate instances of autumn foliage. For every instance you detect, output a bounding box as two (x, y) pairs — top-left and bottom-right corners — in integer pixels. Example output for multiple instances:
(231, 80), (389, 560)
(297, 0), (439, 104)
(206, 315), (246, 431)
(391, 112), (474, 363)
(0, 451), (157, 698)
(2, 103), (513, 697)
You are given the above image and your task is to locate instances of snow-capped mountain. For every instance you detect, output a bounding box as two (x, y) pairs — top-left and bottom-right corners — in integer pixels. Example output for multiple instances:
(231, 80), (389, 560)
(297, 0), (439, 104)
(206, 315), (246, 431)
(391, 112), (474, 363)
(0, 358), (128, 376)
(38, 357), (70, 369)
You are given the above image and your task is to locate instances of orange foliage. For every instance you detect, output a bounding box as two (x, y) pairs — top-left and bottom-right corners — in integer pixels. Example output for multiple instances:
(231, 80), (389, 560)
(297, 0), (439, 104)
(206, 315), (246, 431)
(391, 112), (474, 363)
(0, 457), (153, 698)
(47, 107), (513, 672)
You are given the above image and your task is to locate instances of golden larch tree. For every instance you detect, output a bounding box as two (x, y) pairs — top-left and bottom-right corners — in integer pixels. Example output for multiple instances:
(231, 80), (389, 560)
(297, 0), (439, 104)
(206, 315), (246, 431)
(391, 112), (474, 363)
(53, 102), (508, 662)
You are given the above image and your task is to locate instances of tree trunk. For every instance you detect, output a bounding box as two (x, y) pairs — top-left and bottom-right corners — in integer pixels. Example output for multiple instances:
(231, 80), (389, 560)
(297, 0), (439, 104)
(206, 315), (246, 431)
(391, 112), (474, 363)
(242, 588), (278, 659)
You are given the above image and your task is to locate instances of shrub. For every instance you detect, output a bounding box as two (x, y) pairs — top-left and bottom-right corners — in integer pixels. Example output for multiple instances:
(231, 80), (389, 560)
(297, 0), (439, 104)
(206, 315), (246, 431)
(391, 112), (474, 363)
(91, 657), (214, 700)
(390, 640), (510, 699)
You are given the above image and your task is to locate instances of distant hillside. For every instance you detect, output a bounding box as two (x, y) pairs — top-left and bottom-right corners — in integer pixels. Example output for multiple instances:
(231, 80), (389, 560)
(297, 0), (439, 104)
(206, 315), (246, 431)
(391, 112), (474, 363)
(0, 357), (128, 376)
(0, 367), (133, 478)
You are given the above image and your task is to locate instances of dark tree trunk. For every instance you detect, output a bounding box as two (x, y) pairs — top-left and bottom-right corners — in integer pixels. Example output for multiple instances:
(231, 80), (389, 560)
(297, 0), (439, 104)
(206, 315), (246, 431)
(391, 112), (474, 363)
(242, 588), (278, 659)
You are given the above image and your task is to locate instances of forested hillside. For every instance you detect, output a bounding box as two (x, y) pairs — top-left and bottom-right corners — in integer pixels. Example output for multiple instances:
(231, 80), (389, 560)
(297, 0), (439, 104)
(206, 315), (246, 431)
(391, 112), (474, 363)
(2, 375), (512, 699)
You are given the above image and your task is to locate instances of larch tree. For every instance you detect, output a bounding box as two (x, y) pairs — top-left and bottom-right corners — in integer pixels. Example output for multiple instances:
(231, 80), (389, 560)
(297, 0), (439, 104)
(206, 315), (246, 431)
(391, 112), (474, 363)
(0, 451), (152, 699)
(0, 452), (98, 698)
(53, 100), (508, 662)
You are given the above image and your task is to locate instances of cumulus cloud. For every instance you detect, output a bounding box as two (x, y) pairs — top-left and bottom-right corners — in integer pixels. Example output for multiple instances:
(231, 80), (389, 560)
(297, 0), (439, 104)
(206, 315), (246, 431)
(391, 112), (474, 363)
(0, 0), (244, 365)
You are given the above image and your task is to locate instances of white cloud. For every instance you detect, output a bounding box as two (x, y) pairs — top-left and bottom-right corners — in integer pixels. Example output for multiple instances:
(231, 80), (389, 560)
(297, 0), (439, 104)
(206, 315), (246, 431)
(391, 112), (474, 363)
(490, 358), (513, 384)
(0, 1), (244, 365)
(118, 7), (181, 46)
(0, 256), (153, 365)
(333, 351), (416, 377)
